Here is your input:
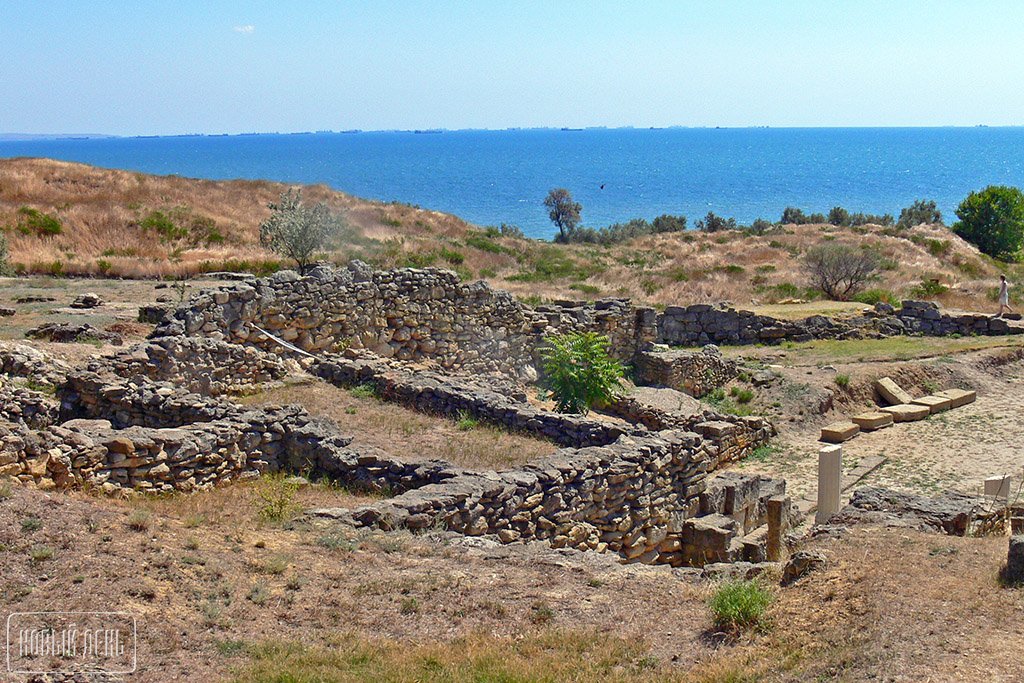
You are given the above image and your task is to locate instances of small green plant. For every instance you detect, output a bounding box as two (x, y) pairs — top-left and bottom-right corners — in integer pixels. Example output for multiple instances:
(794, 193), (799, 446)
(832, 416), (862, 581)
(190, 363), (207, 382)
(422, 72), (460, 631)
(255, 476), (299, 523)
(747, 444), (777, 462)
(437, 247), (465, 265)
(732, 388), (754, 404)
(455, 411), (479, 431)
(349, 383), (378, 400)
(540, 332), (624, 415)
(317, 530), (359, 551)
(29, 545), (55, 563)
(20, 517), (43, 533)
(399, 597), (420, 615)
(834, 373), (851, 388)
(911, 279), (949, 298)
(708, 580), (774, 634)
(852, 288), (898, 306)
(96, 258), (113, 275)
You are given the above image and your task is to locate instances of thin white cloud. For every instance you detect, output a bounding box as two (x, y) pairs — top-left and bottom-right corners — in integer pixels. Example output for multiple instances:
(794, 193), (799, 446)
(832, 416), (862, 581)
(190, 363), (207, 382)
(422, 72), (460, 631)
(233, 25), (255, 34)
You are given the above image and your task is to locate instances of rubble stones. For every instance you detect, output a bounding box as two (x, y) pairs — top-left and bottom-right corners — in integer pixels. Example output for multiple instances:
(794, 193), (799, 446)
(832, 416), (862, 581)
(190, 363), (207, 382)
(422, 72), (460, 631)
(781, 550), (828, 585)
(70, 293), (104, 309)
(26, 323), (123, 346)
(835, 486), (978, 536)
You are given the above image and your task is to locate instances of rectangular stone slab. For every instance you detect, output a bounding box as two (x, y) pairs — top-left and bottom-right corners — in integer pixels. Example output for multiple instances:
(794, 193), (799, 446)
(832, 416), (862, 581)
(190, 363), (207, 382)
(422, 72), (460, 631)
(911, 394), (953, 414)
(851, 411), (894, 431)
(820, 421), (860, 443)
(879, 403), (930, 422)
(934, 388), (976, 409)
(875, 377), (913, 406)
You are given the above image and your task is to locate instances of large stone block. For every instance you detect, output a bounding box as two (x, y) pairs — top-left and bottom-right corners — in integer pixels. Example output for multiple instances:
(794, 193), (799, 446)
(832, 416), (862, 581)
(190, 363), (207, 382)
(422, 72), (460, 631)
(875, 377), (913, 405)
(934, 388), (976, 408)
(911, 394), (953, 414)
(879, 403), (929, 422)
(820, 421), (859, 443)
(851, 411), (894, 431)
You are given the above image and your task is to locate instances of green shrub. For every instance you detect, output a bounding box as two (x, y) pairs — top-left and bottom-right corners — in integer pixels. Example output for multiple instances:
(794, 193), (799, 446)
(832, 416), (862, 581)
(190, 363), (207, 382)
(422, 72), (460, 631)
(464, 234), (506, 254)
(140, 210), (188, 241)
(17, 206), (62, 236)
(455, 411), (479, 431)
(852, 288), (898, 306)
(96, 259), (113, 275)
(708, 580), (774, 633)
(834, 373), (850, 388)
(696, 211), (737, 232)
(437, 247), (464, 265)
(911, 279), (949, 298)
(540, 332), (623, 415)
(254, 475), (300, 523)
(953, 185), (1024, 260)
(733, 388), (754, 404)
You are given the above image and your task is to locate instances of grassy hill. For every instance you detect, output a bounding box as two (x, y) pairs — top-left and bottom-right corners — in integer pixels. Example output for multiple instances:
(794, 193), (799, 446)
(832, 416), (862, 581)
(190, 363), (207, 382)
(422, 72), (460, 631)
(0, 157), (1014, 311)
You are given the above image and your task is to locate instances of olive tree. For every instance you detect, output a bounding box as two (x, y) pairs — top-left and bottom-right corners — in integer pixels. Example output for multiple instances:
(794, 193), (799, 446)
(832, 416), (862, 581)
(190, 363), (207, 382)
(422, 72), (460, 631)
(803, 243), (879, 300)
(259, 190), (342, 273)
(543, 188), (582, 243)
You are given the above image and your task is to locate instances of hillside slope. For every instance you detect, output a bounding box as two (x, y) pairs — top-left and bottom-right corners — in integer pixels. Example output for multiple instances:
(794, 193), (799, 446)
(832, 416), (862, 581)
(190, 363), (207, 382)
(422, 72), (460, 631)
(0, 157), (1011, 311)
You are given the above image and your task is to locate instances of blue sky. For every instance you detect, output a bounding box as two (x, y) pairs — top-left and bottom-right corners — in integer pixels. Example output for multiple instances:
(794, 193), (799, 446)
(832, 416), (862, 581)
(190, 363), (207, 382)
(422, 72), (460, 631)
(2, 1), (1023, 135)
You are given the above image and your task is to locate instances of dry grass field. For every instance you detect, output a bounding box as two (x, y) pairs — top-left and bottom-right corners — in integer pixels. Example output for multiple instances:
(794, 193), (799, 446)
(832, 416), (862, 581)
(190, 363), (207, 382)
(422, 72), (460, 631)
(2, 157), (1021, 313)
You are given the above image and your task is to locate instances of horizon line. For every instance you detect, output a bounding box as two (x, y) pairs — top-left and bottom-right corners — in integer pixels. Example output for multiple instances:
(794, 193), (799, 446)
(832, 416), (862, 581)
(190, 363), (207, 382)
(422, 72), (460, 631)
(2, 123), (1023, 141)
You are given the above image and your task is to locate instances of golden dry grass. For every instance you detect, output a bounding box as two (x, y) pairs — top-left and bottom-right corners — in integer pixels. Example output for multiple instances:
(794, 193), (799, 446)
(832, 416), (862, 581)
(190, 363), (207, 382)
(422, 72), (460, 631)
(1, 157), (1017, 315)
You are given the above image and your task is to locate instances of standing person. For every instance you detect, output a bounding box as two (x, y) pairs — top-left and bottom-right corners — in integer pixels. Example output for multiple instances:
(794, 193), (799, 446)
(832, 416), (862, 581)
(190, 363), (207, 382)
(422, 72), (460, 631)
(997, 274), (1014, 318)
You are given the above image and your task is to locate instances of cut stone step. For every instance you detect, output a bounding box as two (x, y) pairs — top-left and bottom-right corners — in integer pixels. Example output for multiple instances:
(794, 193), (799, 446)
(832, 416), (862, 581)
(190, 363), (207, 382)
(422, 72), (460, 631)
(879, 403), (930, 422)
(875, 376), (913, 406)
(851, 411), (894, 431)
(911, 394), (953, 414)
(934, 388), (976, 408)
(820, 421), (860, 443)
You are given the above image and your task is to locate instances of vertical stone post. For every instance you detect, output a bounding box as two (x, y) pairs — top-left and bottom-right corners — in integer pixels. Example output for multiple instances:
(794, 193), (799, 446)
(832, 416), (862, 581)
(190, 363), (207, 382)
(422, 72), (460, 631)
(766, 495), (789, 562)
(816, 444), (842, 525)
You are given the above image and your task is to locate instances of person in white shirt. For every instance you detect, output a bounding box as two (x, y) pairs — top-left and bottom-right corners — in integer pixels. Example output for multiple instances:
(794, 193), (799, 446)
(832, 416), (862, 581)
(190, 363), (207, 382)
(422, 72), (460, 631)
(997, 274), (1014, 318)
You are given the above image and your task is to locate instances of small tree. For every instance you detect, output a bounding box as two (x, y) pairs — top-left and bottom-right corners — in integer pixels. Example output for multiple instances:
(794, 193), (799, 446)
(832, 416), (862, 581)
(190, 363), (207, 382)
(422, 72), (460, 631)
(827, 206), (850, 227)
(953, 186), (1024, 260)
(259, 190), (342, 273)
(897, 199), (942, 229)
(696, 211), (737, 232)
(803, 243), (879, 300)
(543, 188), (582, 243)
(540, 332), (623, 415)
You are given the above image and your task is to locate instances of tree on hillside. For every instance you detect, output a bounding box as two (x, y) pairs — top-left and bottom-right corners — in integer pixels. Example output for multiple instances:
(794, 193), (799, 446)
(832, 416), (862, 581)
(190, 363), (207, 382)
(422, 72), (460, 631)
(897, 199), (942, 229)
(259, 189), (342, 273)
(952, 186), (1024, 260)
(544, 188), (582, 243)
(696, 211), (737, 232)
(802, 243), (879, 300)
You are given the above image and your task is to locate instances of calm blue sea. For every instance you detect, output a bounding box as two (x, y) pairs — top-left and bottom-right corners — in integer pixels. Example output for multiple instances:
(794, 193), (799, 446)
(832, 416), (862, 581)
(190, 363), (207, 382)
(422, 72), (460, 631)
(3, 127), (1024, 239)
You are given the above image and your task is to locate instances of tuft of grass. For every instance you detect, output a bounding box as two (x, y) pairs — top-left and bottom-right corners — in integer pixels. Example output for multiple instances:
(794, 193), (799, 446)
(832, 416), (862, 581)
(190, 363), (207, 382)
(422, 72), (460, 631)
(247, 583), (271, 606)
(29, 545), (55, 563)
(251, 554), (290, 576)
(399, 597), (420, 615)
(834, 373), (851, 388)
(127, 509), (153, 532)
(708, 580), (774, 634)
(20, 517), (43, 533)
(529, 601), (555, 625)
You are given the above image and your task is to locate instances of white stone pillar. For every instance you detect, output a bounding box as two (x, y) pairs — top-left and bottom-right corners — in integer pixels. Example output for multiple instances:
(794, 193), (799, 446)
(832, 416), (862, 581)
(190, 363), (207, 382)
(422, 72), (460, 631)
(816, 444), (843, 525)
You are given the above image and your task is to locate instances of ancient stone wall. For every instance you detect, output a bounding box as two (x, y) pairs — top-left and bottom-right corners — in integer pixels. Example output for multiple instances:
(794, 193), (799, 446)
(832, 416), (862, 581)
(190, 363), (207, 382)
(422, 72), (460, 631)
(632, 345), (738, 397)
(152, 262), (656, 378)
(91, 336), (291, 396)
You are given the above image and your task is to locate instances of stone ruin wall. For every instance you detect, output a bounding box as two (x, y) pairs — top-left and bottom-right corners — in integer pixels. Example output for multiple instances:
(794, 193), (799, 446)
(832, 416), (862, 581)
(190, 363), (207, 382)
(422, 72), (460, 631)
(153, 262), (656, 380)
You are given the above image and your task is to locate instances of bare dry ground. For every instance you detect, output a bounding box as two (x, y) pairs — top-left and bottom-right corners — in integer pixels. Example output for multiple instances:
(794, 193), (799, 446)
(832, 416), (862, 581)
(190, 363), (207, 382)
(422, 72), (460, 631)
(3, 157), (1022, 312)
(3, 480), (1024, 682)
